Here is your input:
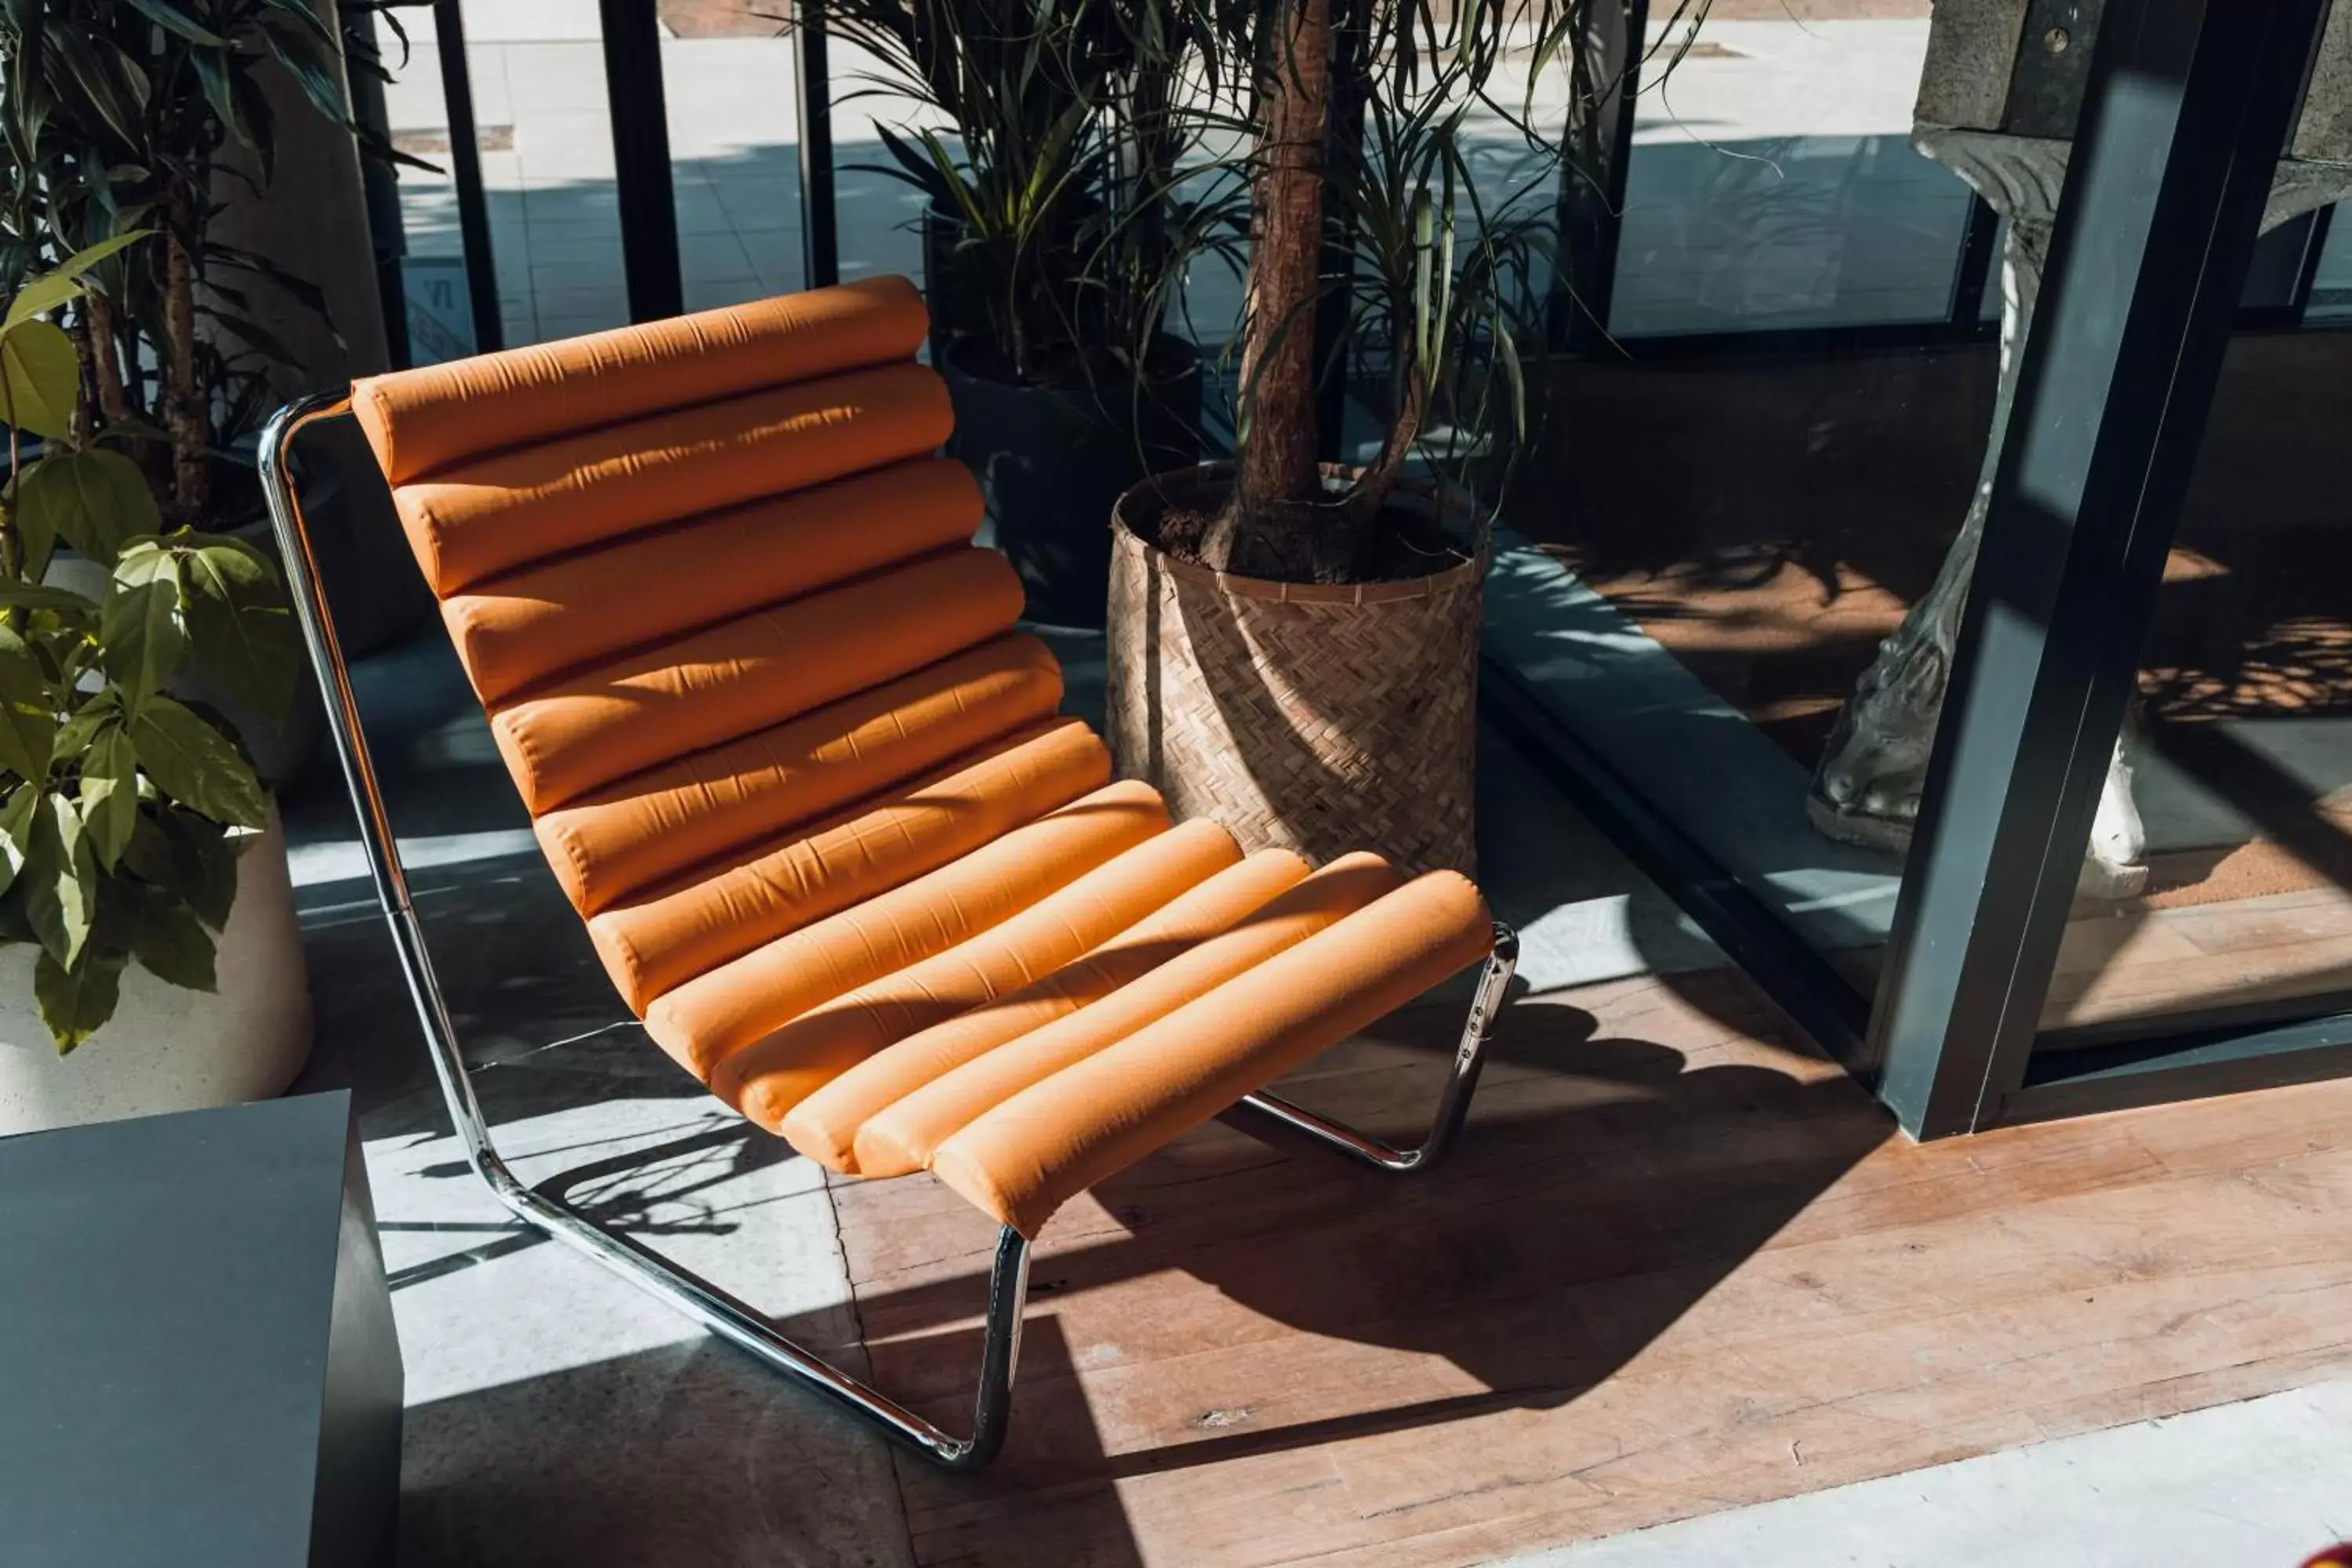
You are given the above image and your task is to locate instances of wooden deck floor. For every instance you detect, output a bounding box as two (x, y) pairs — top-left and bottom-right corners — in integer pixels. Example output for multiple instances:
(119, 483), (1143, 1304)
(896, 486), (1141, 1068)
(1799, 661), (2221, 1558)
(829, 965), (2352, 1567)
(2049, 884), (2352, 1028)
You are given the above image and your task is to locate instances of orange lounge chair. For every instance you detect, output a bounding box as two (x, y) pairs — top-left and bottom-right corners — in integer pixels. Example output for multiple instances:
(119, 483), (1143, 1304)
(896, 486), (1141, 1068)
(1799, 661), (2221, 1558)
(260, 278), (1517, 1469)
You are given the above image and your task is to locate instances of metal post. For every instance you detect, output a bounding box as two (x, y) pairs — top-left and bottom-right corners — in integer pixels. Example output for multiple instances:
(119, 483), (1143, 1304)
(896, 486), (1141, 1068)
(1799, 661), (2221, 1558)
(1313, 0), (1370, 463)
(2285, 203), (2335, 323)
(1551, 0), (1645, 351)
(1867, 0), (2333, 1138)
(348, 5), (412, 368)
(598, 0), (684, 322)
(1946, 194), (2002, 326)
(431, 0), (503, 353)
(796, 16), (840, 289)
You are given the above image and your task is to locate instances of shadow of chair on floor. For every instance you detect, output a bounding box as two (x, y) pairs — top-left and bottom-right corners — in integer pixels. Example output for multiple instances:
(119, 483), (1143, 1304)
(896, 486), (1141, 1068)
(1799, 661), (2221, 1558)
(797, 987), (1893, 1563)
(381, 965), (1889, 1567)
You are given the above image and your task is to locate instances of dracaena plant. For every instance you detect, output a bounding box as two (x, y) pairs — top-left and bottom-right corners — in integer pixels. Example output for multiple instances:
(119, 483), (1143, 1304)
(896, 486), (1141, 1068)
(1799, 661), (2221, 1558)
(1191, 0), (1710, 582)
(0, 241), (299, 1051)
(808, 0), (1242, 379)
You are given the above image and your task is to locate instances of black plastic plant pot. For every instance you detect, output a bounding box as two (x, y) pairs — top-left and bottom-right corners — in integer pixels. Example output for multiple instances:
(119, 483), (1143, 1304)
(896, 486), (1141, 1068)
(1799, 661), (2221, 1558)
(920, 204), (990, 363)
(942, 336), (1206, 629)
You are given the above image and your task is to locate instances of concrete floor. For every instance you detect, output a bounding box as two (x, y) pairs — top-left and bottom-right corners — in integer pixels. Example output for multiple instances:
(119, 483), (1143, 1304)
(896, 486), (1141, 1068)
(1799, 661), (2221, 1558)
(283, 630), (917, 1566)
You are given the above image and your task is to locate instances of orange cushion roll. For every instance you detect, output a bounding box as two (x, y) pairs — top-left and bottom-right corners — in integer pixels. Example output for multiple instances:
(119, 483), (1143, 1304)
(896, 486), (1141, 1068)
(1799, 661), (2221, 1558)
(353, 277), (929, 484)
(931, 870), (1494, 1236)
(586, 718), (1108, 1014)
(744, 819), (1240, 1144)
(810, 847), (1314, 1179)
(851, 851), (1398, 1181)
(535, 634), (1062, 915)
(389, 361), (950, 593)
(645, 779), (1173, 1083)
(441, 457), (982, 704)
(488, 546), (1022, 812)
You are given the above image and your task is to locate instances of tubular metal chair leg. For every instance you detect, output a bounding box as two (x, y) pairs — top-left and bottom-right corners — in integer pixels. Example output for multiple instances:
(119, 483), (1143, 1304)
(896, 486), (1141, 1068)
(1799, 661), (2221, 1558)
(262, 390), (1029, 1469)
(260, 390), (1514, 1469)
(1229, 924), (1519, 1171)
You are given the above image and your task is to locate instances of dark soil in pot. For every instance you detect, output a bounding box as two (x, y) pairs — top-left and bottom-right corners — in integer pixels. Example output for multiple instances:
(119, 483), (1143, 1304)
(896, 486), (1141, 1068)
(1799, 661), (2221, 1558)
(1127, 461), (1480, 586)
(942, 336), (1206, 628)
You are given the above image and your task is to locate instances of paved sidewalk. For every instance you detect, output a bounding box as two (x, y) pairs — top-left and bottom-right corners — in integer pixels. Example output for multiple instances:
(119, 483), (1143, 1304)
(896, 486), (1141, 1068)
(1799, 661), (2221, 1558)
(375, 10), (1974, 352)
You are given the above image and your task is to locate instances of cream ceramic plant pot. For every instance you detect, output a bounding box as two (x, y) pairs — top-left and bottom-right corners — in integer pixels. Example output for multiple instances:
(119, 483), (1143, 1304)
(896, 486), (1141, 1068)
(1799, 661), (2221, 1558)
(0, 808), (313, 1136)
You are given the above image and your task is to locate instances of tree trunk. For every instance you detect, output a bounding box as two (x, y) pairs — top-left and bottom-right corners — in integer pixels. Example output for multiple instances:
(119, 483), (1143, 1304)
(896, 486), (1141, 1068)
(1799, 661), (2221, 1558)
(82, 292), (132, 429)
(163, 184), (211, 528)
(1200, 0), (1351, 581)
(85, 289), (170, 501)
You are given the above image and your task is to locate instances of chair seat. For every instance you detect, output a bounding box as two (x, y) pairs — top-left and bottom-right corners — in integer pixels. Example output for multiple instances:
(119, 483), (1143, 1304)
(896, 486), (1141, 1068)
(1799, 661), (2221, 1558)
(346, 276), (1498, 1238)
(692, 803), (1490, 1236)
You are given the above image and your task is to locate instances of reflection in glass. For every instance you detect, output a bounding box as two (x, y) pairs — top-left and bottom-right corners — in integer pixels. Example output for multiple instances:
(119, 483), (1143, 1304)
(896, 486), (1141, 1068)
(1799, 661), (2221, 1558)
(2038, 330), (2352, 1033)
(1487, 2), (2085, 998)
(1610, 13), (1975, 336)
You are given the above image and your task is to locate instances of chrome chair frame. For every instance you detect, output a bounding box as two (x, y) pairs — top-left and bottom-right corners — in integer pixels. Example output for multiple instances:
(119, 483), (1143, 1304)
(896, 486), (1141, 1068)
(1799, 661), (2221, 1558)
(260, 389), (1521, 1470)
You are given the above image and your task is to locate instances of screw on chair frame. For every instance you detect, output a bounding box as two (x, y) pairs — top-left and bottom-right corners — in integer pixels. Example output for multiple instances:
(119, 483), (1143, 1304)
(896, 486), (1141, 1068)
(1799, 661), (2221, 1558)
(260, 388), (1521, 1470)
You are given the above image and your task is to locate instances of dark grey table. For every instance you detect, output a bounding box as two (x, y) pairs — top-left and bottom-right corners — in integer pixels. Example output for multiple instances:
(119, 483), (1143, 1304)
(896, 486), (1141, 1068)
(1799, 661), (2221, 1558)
(0, 1090), (403, 1566)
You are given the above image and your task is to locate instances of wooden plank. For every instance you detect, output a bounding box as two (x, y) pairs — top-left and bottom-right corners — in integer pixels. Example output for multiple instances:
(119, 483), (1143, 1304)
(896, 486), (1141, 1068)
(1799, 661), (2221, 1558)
(2160, 888), (2352, 956)
(2049, 910), (2205, 977)
(2035, 882), (2352, 1026)
(837, 964), (2352, 1566)
(2042, 929), (2352, 1026)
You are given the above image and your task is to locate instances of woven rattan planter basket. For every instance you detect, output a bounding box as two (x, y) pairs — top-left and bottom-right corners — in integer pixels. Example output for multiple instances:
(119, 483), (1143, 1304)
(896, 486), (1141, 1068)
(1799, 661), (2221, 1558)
(1105, 464), (1486, 877)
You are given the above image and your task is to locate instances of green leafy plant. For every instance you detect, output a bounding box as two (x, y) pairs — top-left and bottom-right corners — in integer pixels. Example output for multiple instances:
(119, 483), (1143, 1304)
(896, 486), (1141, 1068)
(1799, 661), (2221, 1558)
(806, 0), (1242, 381)
(0, 0), (409, 524)
(0, 241), (299, 1051)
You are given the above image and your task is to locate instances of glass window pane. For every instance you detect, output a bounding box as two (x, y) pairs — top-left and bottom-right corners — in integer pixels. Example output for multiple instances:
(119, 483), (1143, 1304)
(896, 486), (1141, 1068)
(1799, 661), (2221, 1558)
(1486, 2), (2023, 992)
(2309, 205), (2352, 321)
(829, 42), (946, 291)
(375, 7), (485, 363)
(1609, 12), (1975, 336)
(2035, 315), (2352, 1036)
(660, 4), (804, 310)
(385, 1), (630, 353)
(489, 5), (628, 343)
(1485, 3), (2090, 1000)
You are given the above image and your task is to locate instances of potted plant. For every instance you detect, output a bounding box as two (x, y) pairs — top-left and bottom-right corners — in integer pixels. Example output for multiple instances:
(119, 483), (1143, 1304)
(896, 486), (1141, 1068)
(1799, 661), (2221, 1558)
(0, 0), (409, 775)
(0, 241), (311, 1134)
(806, 0), (1230, 625)
(1105, 0), (1592, 874)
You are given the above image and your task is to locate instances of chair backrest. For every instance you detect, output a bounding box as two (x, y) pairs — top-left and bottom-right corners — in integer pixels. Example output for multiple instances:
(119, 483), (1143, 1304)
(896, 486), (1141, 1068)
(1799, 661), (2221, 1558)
(346, 278), (1102, 1021)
